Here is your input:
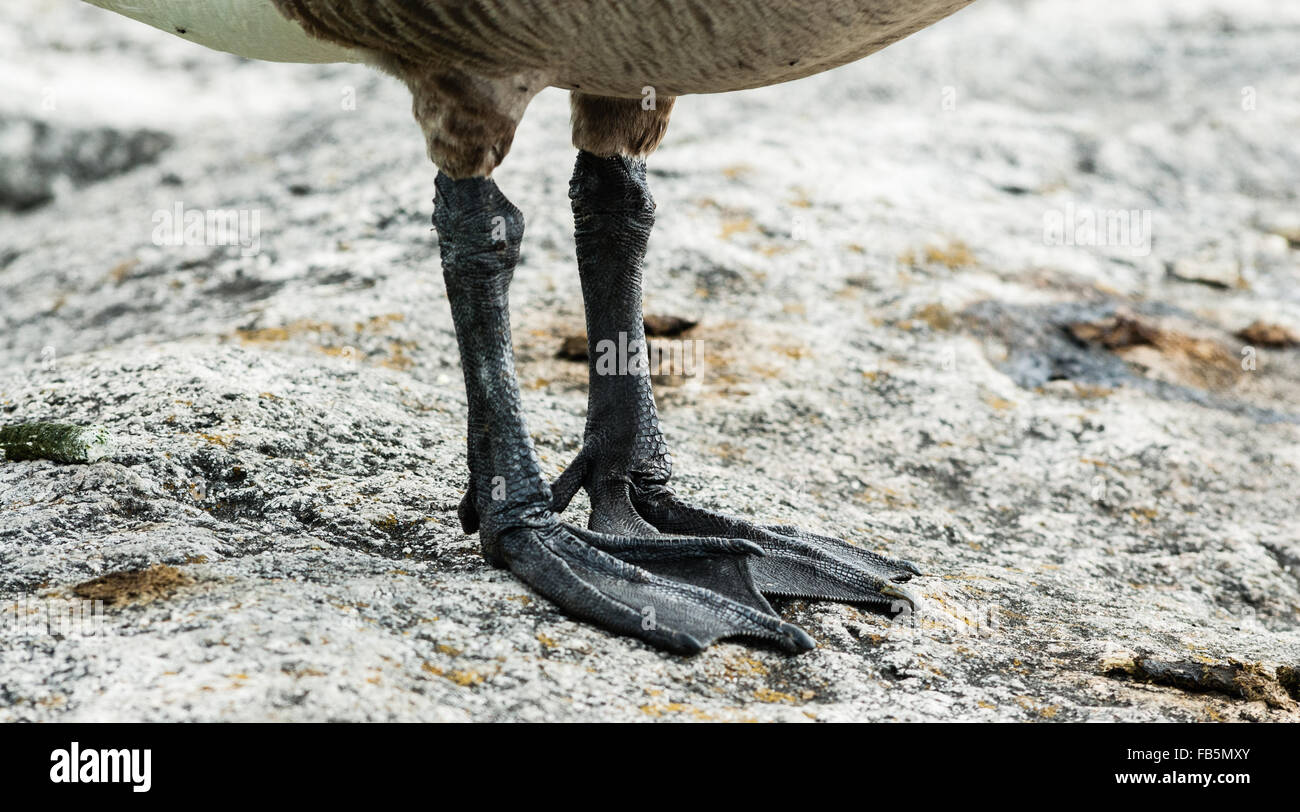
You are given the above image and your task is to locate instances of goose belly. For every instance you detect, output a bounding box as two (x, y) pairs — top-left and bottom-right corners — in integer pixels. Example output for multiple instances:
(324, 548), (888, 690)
(83, 0), (361, 63)
(551, 0), (981, 96)
(275, 0), (976, 96)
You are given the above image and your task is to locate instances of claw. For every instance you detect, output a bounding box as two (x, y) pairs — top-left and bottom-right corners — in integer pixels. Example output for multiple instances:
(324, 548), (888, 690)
(633, 491), (926, 608)
(785, 624), (817, 652)
(897, 559), (925, 578)
(881, 582), (923, 612)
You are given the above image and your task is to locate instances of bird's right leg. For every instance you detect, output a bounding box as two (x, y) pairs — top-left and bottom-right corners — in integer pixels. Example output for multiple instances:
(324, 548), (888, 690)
(552, 92), (923, 614)
(420, 70), (812, 655)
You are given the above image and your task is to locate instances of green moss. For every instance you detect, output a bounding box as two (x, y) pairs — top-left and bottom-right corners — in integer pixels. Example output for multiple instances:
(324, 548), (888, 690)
(0, 423), (114, 463)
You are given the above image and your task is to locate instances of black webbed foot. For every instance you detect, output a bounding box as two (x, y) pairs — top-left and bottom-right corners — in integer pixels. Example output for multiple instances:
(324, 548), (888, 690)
(556, 148), (927, 622)
(434, 168), (815, 655)
(629, 486), (924, 610)
(550, 452), (923, 614)
(496, 518), (815, 654)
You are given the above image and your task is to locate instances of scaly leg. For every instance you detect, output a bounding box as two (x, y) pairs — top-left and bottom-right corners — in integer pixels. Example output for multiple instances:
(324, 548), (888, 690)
(550, 151), (923, 612)
(434, 172), (812, 654)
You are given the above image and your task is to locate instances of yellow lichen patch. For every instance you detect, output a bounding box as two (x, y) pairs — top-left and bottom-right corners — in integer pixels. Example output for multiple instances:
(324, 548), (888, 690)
(422, 662), (486, 687)
(710, 442), (747, 463)
(722, 654), (770, 679)
(852, 486), (915, 510)
(108, 258), (140, 285)
(1129, 507), (1158, 522)
(924, 242), (975, 268)
(753, 688), (800, 704)
(198, 432), (233, 447)
(900, 241), (975, 269)
(231, 314), (412, 362)
(358, 313), (405, 332)
(719, 215), (755, 240)
(1015, 696), (1060, 719)
(913, 303), (955, 331)
(235, 325), (296, 343)
(379, 340), (416, 370)
(721, 164), (754, 180)
(1069, 383), (1115, 399)
(536, 632), (558, 649)
(638, 702), (717, 720)
(927, 593), (983, 629)
(982, 393), (1016, 411)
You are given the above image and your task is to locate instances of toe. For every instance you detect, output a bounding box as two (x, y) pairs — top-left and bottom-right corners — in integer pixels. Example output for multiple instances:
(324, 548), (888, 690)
(498, 523), (817, 655)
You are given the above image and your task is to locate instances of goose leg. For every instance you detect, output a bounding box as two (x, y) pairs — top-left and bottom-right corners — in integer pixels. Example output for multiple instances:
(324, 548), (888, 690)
(551, 151), (923, 612)
(433, 171), (812, 655)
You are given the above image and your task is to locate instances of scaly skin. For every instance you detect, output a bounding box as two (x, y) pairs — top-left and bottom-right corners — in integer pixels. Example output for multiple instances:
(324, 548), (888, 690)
(434, 171), (815, 655)
(547, 153), (924, 626)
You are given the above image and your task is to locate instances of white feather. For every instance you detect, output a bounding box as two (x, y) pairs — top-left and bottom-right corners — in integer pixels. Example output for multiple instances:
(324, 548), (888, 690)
(83, 0), (362, 63)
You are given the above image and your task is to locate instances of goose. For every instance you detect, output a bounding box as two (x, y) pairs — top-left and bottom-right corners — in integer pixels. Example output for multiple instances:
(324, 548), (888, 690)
(83, 0), (976, 654)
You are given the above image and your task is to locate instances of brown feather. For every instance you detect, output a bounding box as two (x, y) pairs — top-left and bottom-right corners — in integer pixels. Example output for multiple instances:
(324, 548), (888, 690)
(269, 0), (976, 174)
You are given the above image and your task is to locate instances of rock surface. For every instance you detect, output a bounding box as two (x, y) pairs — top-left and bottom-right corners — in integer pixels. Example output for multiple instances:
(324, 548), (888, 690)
(0, 0), (1297, 721)
(0, 114), (172, 212)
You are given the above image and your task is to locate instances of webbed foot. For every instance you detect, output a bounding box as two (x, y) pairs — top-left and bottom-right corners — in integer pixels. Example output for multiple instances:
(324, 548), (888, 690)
(496, 518), (815, 654)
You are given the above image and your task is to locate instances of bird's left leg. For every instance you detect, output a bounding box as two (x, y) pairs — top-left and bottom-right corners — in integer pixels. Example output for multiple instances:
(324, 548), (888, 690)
(553, 93), (922, 611)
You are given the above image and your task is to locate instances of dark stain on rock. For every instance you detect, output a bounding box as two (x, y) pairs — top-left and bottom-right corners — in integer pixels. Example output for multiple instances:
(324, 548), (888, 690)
(1104, 653), (1299, 710)
(642, 314), (698, 337)
(1236, 320), (1299, 348)
(963, 300), (1298, 424)
(206, 274), (286, 302)
(556, 333), (588, 361)
(557, 314), (698, 360)
(0, 115), (173, 211)
(1277, 666), (1300, 701)
(72, 564), (192, 607)
(1066, 310), (1243, 390)
(1066, 313), (1157, 350)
